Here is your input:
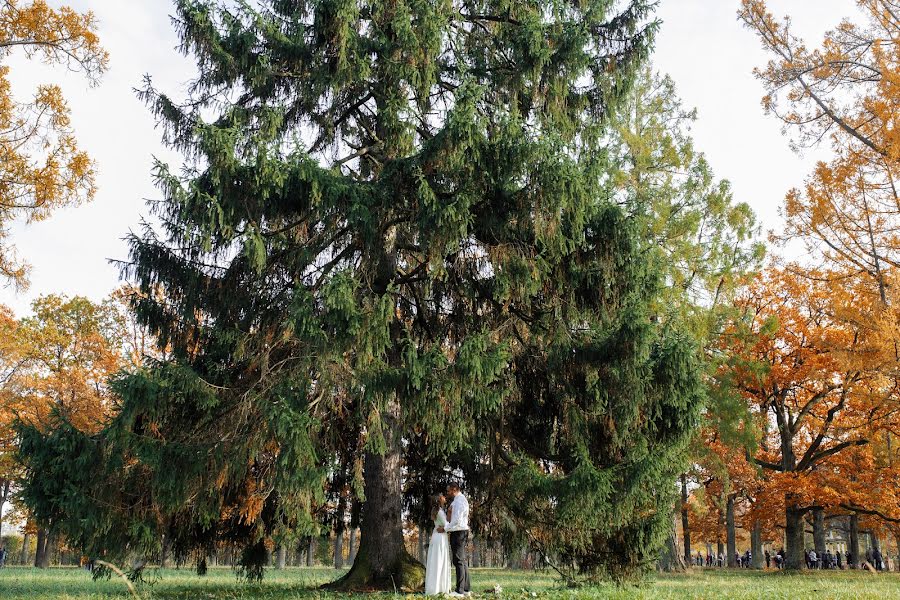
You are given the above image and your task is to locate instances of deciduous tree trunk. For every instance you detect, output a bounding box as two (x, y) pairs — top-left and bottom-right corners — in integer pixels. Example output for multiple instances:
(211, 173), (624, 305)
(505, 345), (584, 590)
(681, 474), (691, 565)
(34, 528), (47, 568)
(0, 478), (9, 540)
(160, 534), (171, 568)
(812, 509), (826, 558)
(275, 545), (286, 570)
(717, 504), (725, 559)
(849, 513), (860, 568)
(751, 520), (764, 569)
(893, 532), (900, 572)
(43, 529), (58, 568)
(327, 398), (424, 590)
(348, 528), (358, 564)
(726, 495), (737, 567)
(785, 503), (806, 570)
(306, 536), (316, 567)
(334, 533), (344, 569)
(348, 498), (360, 564)
(20, 532), (30, 565)
(334, 492), (347, 568)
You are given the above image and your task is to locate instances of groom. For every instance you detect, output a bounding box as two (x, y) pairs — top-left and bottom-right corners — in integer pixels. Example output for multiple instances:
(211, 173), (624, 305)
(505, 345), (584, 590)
(438, 481), (471, 597)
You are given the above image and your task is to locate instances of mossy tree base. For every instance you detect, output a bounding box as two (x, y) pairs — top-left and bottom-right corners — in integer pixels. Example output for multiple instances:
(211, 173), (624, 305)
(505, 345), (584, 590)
(325, 402), (425, 592)
(324, 545), (425, 592)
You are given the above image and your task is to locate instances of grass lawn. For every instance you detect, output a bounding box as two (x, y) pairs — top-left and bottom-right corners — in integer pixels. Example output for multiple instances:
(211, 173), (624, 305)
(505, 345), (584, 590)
(1, 566), (899, 599)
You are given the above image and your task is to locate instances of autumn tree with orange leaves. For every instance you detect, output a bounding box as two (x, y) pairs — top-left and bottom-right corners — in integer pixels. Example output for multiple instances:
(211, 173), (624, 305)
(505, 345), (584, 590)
(0, 303), (20, 540)
(724, 268), (900, 569)
(0, 1), (108, 287)
(0, 294), (127, 566)
(739, 0), (900, 377)
(740, 0), (900, 565)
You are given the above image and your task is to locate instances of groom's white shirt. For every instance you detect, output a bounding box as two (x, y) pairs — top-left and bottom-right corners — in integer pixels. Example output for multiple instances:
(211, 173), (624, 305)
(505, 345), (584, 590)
(446, 493), (469, 532)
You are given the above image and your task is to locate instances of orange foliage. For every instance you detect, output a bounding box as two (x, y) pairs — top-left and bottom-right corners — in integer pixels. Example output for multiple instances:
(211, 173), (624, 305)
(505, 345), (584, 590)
(0, 304), (22, 480)
(720, 267), (900, 562)
(729, 269), (885, 486)
(0, 293), (135, 487)
(12, 294), (121, 433)
(0, 1), (108, 288)
(740, 0), (899, 161)
(740, 1), (900, 547)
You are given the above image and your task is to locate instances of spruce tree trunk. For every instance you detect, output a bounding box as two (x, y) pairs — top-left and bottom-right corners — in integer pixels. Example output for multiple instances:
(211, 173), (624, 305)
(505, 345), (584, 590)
(726, 495), (736, 567)
(750, 520), (764, 569)
(680, 474), (691, 565)
(658, 516), (686, 572)
(813, 509), (826, 559)
(327, 398), (424, 590)
(849, 513), (860, 568)
(784, 504), (806, 569)
(417, 527), (426, 564)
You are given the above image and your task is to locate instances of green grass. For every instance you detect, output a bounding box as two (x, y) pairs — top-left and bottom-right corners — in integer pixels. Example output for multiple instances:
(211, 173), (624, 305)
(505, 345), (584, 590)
(1, 566), (899, 599)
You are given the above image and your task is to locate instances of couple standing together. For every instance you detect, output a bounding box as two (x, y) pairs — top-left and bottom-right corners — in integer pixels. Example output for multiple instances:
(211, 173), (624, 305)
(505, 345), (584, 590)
(424, 482), (471, 596)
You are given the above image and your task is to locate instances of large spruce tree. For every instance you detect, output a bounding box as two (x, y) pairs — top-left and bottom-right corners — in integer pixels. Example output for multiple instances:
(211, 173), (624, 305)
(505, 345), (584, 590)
(17, 0), (703, 588)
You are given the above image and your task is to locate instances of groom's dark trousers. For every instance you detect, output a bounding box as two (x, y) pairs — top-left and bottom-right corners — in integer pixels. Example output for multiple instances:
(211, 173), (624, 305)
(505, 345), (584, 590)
(449, 530), (471, 593)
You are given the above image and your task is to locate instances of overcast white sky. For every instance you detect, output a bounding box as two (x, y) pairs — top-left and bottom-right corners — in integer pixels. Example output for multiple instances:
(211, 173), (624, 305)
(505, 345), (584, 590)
(0, 0), (855, 316)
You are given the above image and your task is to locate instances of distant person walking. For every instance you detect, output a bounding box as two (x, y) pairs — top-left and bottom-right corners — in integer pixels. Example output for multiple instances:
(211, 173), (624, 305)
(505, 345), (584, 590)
(873, 548), (884, 571)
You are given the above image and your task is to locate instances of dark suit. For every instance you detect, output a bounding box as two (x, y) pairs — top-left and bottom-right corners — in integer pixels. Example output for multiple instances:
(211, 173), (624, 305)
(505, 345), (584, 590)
(449, 530), (470, 593)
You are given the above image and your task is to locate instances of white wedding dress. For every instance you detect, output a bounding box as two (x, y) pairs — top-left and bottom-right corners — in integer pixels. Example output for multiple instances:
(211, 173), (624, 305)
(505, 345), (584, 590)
(424, 509), (452, 595)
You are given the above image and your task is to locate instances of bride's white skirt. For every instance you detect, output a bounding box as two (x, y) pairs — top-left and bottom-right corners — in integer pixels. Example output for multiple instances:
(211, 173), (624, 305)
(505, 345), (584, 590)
(424, 531), (451, 595)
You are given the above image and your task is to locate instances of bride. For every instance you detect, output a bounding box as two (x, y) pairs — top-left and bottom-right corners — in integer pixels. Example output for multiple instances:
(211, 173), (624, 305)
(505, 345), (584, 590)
(424, 494), (452, 595)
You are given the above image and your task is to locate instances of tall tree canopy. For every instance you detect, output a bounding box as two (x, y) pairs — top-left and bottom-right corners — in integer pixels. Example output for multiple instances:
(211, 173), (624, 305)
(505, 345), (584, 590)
(0, 1), (108, 287)
(608, 67), (764, 326)
(605, 66), (764, 571)
(16, 0), (703, 587)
